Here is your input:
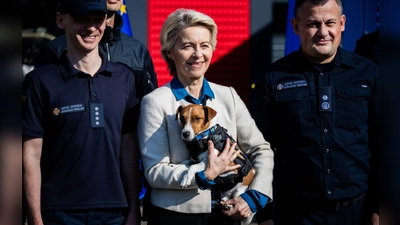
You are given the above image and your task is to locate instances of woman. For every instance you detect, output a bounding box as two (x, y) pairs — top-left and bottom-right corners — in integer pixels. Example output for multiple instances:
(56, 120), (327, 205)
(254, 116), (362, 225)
(137, 8), (274, 225)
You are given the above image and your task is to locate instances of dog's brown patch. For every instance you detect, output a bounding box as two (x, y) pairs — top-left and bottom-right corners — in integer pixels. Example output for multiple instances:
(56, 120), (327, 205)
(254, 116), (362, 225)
(176, 104), (217, 134)
(242, 168), (255, 186)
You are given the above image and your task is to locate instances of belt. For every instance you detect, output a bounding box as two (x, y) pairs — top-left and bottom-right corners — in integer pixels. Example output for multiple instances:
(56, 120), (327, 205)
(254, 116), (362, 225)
(322, 193), (365, 212)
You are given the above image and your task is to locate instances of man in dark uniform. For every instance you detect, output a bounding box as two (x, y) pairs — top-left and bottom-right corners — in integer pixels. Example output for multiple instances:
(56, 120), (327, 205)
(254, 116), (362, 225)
(22, 0), (142, 224)
(250, 0), (379, 224)
(36, 2), (157, 221)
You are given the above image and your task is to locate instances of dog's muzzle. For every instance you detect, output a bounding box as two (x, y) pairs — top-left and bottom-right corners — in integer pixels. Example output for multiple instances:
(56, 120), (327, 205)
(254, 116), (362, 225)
(186, 124), (253, 191)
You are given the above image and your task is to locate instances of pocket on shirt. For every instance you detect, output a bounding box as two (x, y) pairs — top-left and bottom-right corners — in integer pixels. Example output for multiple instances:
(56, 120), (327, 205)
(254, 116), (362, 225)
(335, 86), (371, 129)
(274, 88), (312, 137)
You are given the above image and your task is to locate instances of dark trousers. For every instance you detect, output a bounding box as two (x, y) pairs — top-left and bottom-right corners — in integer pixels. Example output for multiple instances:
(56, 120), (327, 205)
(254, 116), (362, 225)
(147, 203), (240, 225)
(273, 195), (364, 225)
(41, 209), (125, 225)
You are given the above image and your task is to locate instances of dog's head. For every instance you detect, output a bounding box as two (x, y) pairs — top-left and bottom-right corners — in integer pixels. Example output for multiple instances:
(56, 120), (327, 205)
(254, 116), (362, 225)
(175, 104), (217, 141)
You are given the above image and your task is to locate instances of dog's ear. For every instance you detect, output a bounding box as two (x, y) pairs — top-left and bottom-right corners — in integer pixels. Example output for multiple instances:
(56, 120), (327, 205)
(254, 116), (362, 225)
(203, 106), (217, 125)
(176, 106), (183, 121)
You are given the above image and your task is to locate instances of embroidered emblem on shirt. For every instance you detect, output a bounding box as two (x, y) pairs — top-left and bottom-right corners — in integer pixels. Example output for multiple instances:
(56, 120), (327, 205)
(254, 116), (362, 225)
(319, 87), (331, 112)
(53, 104), (86, 116)
(53, 108), (60, 116)
(276, 80), (308, 91)
(321, 95), (330, 110)
(90, 102), (104, 128)
(251, 79), (257, 89)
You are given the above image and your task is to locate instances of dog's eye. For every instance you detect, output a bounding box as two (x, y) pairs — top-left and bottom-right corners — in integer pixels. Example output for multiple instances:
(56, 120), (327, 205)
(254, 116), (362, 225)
(194, 117), (202, 123)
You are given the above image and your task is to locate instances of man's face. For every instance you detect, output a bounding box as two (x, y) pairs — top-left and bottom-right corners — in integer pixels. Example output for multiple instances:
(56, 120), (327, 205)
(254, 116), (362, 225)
(57, 12), (107, 53)
(291, 0), (346, 63)
(106, 0), (123, 13)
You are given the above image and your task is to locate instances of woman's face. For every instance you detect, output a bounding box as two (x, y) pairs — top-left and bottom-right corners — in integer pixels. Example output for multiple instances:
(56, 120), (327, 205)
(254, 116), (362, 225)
(167, 26), (213, 80)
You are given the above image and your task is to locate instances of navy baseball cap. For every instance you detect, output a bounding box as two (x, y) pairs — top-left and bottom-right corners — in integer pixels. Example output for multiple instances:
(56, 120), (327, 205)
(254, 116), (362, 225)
(59, 0), (108, 18)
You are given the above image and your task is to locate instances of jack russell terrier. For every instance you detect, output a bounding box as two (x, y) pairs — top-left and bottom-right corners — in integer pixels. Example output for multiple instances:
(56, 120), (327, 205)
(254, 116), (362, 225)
(176, 104), (256, 225)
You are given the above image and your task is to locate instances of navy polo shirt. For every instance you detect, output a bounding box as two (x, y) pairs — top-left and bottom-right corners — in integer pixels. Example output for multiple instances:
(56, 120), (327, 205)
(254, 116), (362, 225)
(22, 53), (139, 210)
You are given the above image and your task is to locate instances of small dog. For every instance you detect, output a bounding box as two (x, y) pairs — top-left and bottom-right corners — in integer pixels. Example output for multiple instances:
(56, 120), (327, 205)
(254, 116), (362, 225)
(176, 104), (256, 225)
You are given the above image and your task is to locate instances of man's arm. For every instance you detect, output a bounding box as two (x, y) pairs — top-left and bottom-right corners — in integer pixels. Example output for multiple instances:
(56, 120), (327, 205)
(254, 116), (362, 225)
(0, 133), (22, 225)
(23, 136), (43, 225)
(143, 49), (158, 89)
(120, 132), (141, 225)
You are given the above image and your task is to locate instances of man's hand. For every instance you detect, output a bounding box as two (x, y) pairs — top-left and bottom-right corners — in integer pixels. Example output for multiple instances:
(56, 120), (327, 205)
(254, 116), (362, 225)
(370, 212), (379, 225)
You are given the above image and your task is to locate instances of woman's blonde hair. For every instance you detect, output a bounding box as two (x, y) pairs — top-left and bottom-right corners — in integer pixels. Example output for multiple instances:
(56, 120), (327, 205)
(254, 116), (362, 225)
(160, 8), (218, 76)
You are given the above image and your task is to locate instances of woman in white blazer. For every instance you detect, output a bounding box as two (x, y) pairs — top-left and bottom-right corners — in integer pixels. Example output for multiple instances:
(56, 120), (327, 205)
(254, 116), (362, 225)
(137, 8), (274, 225)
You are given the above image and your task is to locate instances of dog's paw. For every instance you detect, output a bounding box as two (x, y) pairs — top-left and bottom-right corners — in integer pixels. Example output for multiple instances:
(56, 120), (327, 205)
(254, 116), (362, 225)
(221, 196), (229, 201)
(180, 174), (192, 188)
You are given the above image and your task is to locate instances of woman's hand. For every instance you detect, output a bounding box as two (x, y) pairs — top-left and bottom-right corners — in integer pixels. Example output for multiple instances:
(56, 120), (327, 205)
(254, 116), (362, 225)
(203, 138), (241, 181)
(220, 195), (252, 220)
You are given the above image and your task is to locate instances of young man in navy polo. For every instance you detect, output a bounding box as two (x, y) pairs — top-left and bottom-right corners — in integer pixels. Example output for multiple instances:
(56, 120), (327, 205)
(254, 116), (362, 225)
(22, 0), (141, 224)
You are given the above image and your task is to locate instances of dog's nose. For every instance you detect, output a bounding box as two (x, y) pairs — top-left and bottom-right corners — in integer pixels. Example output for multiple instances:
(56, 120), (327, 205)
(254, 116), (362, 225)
(182, 131), (191, 139)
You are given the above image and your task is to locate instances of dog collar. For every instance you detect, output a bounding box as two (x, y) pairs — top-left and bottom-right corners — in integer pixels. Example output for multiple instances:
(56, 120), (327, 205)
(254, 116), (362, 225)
(194, 125), (219, 141)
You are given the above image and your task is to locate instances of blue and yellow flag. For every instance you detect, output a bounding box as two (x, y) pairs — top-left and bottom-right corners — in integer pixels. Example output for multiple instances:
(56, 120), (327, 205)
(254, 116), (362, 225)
(118, 0), (133, 37)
